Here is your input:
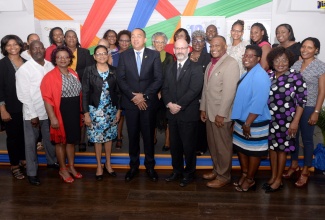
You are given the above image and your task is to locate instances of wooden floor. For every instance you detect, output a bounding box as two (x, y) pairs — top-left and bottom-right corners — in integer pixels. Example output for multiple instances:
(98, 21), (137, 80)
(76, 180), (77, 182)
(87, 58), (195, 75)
(0, 166), (325, 219)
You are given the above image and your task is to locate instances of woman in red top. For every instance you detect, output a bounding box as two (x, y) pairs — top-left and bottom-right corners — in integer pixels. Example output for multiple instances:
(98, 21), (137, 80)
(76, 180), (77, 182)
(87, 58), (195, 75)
(41, 46), (82, 183)
(45, 27), (64, 61)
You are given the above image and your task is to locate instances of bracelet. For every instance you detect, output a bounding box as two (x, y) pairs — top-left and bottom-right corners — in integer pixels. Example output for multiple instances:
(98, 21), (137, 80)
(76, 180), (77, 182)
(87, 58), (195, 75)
(314, 110), (320, 113)
(244, 122), (251, 127)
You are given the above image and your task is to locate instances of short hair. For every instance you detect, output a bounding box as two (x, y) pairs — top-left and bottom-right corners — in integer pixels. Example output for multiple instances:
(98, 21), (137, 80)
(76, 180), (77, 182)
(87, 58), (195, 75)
(275, 24), (296, 41)
(50, 45), (74, 66)
(49, 27), (64, 45)
(1, 35), (24, 56)
(301, 37), (321, 54)
(103, 29), (118, 47)
(117, 30), (131, 41)
(151, 32), (168, 44)
(206, 25), (218, 34)
(94, 45), (109, 54)
(173, 28), (191, 44)
(266, 46), (295, 71)
(27, 33), (39, 42)
(232, 20), (244, 30)
(191, 30), (206, 41)
(64, 30), (81, 47)
(133, 28), (146, 38)
(250, 23), (269, 45)
(245, 45), (262, 57)
(211, 35), (227, 44)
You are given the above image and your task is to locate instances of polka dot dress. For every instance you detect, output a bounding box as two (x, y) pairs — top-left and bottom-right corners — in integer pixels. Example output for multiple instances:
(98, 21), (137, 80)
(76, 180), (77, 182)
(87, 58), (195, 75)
(268, 69), (307, 152)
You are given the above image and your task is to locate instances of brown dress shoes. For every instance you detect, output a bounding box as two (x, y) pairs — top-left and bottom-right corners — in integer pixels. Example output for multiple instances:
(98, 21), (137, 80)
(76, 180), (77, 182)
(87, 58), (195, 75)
(206, 179), (230, 188)
(202, 172), (217, 180)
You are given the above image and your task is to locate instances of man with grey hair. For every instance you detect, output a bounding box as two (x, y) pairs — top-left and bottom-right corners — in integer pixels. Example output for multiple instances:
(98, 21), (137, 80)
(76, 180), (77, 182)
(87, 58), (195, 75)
(16, 40), (57, 185)
(162, 39), (203, 187)
(205, 25), (218, 53)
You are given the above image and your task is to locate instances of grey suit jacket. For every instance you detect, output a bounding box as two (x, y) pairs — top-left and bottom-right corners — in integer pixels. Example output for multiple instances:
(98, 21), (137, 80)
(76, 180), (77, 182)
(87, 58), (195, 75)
(200, 53), (240, 123)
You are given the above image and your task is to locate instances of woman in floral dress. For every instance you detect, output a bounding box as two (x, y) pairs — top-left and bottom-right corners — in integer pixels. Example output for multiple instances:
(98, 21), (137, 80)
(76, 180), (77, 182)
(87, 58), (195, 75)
(82, 45), (121, 180)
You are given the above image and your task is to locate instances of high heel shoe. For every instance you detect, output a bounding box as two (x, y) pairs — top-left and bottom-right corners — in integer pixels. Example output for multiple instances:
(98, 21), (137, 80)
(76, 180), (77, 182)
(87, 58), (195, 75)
(67, 165), (83, 179)
(235, 178), (256, 192)
(282, 166), (300, 179)
(103, 164), (117, 177)
(59, 168), (74, 183)
(295, 172), (310, 188)
(233, 172), (247, 186)
(262, 182), (283, 190)
(265, 183), (284, 193)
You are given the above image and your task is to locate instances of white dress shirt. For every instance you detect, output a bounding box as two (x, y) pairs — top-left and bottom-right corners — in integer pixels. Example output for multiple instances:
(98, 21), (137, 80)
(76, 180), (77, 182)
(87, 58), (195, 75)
(21, 50), (32, 60)
(16, 59), (54, 120)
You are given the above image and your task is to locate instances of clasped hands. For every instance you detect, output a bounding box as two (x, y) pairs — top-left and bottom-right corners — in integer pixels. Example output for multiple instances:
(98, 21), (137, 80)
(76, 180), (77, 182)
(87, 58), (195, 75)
(167, 102), (181, 114)
(132, 92), (147, 110)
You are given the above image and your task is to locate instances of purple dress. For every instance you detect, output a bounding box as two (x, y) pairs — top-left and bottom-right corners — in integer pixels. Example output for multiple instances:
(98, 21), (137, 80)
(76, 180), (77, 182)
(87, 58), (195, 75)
(268, 69), (307, 152)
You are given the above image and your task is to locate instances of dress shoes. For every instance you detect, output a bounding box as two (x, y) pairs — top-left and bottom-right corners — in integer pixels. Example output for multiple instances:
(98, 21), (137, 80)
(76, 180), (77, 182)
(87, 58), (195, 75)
(96, 174), (103, 181)
(28, 176), (41, 186)
(202, 172), (217, 180)
(162, 145), (170, 151)
(103, 164), (117, 177)
(146, 169), (158, 182)
(179, 177), (193, 187)
(206, 179), (229, 188)
(47, 163), (60, 169)
(125, 168), (139, 182)
(165, 172), (180, 182)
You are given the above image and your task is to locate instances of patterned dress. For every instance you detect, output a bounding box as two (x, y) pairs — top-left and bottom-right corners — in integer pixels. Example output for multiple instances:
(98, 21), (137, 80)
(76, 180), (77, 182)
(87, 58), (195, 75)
(87, 70), (118, 143)
(268, 69), (307, 152)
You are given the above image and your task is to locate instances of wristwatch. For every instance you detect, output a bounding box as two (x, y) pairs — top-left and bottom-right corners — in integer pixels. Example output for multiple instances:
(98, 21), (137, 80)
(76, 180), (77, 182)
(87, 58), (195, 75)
(143, 94), (149, 101)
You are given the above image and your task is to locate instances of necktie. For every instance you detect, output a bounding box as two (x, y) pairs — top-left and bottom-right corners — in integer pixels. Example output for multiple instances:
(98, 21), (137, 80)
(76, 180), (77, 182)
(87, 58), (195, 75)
(177, 63), (182, 80)
(136, 51), (141, 75)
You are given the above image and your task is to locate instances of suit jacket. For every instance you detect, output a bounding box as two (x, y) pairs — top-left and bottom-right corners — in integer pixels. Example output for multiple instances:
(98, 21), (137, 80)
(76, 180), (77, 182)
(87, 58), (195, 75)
(200, 53), (240, 123)
(116, 48), (163, 110)
(0, 56), (26, 114)
(82, 64), (120, 113)
(76, 47), (95, 81)
(162, 59), (203, 122)
(189, 51), (211, 73)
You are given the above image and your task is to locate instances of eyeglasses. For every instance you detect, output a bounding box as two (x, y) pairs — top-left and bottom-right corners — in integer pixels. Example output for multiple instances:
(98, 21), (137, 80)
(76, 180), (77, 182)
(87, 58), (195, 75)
(119, 40), (130, 43)
(95, 52), (109, 57)
(56, 56), (71, 60)
(192, 39), (204, 44)
(174, 47), (188, 50)
(154, 40), (165, 45)
(242, 54), (258, 59)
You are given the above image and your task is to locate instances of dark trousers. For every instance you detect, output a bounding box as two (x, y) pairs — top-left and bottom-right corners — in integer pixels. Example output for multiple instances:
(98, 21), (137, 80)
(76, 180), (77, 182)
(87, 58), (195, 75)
(4, 112), (25, 166)
(125, 109), (156, 170)
(169, 119), (198, 178)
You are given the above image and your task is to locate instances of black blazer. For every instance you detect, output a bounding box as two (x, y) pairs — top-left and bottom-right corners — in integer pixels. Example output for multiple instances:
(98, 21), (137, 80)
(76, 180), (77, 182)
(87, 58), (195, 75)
(0, 56), (26, 114)
(117, 48), (163, 110)
(76, 47), (95, 81)
(162, 52), (174, 77)
(189, 51), (211, 73)
(82, 64), (120, 113)
(161, 59), (204, 122)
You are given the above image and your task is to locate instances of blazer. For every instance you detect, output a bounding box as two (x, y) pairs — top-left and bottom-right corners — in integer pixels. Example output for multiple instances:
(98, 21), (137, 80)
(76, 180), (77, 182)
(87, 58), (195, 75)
(0, 56), (26, 114)
(189, 51), (211, 73)
(117, 48), (163, 110)
(200, 53), (240, 123)
(76, 47), (95, 81)
(82, 64), (120, 113)
(162, 59), (204, 122)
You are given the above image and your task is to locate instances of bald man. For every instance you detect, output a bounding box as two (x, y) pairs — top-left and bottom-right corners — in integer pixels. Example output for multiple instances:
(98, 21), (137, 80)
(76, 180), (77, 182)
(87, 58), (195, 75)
(162, 39), (203, 187)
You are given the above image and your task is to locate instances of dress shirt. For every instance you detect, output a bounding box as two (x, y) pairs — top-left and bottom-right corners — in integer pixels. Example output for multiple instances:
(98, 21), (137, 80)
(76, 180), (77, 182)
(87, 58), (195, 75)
(21, 50), (32, 60)
(16, 59), (54, 120)
(177, 57), (188, 68)
(134, 47), (145, 63)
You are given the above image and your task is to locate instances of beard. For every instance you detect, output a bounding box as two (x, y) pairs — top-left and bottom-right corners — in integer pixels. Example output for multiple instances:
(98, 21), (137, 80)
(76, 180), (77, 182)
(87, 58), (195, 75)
(175, 52), (187, 61)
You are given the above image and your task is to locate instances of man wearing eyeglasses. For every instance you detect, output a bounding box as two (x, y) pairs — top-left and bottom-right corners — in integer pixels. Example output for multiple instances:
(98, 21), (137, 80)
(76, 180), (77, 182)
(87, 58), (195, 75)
(200, 36), (240, 188)
(117, 28), (163, 182)
(161, 39), (203, 187)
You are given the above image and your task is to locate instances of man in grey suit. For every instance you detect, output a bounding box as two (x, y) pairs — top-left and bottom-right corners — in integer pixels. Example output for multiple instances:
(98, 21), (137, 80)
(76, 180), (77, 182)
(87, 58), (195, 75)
(162, 39), (203, 187)
(200, 36), (240, 188)
(117, 28), (163, 182)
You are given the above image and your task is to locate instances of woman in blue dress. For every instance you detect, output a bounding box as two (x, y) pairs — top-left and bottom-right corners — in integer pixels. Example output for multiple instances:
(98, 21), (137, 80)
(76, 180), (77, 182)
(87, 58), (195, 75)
(82, 45), (121, 180)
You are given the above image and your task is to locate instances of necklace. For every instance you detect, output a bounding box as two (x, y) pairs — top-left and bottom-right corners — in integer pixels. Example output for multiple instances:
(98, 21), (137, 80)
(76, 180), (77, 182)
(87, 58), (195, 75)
(190, 52), (200, 62)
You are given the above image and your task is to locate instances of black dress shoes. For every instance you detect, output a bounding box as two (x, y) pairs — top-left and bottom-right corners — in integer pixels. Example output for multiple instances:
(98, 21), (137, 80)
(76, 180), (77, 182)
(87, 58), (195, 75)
(103, 164), (117, 177)
(96, 174), (103, 181)
(146, 169), (158, 182)
(47, 163), (60, 169)
(125, 168), (139, 182)
(179, 177), (193, 187)
(28, 176), (41, 186)
(165, 172), (180, 182)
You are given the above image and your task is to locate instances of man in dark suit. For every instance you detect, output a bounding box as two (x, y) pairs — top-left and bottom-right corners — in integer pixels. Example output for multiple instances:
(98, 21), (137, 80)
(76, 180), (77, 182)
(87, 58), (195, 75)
(161, 39), (204, 187)
(117, 28), (163, 182)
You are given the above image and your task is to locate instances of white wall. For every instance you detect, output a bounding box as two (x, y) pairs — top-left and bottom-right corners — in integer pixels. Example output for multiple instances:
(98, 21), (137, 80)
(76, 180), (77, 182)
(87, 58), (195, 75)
(271, 0), (325, 61)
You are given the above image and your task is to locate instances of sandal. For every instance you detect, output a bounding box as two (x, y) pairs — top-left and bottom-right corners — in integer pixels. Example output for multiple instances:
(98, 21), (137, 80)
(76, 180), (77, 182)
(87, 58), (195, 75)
(282, 166), (300, 179)
(295, 172), (310, 188)
(235, 178), (256, 192)
(115, 139), (122, 149)
(233, 172), (247, 186)
(11, 166), (25, 180)
(67, 165), (83, 179)
(59, 168), (74, 183)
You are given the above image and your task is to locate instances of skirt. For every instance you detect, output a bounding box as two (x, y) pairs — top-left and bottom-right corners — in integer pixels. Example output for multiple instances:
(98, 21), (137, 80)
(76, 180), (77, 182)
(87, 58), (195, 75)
(60, 96), (81, 144)
(233, 120), (269, 157)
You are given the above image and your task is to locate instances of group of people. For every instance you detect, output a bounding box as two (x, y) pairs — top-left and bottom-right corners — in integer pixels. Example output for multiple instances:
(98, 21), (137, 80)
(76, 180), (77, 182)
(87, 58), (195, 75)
(0, 21), (324, 192)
